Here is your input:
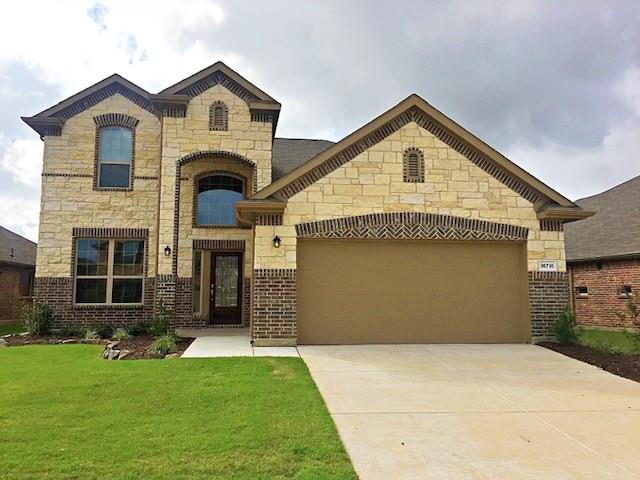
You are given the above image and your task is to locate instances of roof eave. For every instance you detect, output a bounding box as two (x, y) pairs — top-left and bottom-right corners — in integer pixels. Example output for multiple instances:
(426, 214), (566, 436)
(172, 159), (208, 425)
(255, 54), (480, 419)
(567, 252), (640, 264)
(537, 206), (595, 223)
(21, 116), (64, 137)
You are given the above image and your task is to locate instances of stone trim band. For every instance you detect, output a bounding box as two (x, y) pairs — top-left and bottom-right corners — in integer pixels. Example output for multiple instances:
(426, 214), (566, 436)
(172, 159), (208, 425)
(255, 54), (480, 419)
(296, 213), (529, 241)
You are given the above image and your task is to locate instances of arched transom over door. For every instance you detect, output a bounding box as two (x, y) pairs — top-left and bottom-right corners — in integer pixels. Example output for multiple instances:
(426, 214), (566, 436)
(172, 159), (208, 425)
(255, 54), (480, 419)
(295, 213), (531, 345)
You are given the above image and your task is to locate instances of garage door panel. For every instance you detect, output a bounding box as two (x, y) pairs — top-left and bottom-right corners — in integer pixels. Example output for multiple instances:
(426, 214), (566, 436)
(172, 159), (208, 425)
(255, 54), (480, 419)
(297, 239), (530, 344)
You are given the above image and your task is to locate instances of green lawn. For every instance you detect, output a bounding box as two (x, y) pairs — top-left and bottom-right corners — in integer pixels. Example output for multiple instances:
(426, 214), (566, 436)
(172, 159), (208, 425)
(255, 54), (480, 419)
(577, 328), (640, 354)
(0, 345), (355, 479)
(0, 323), (24, 336)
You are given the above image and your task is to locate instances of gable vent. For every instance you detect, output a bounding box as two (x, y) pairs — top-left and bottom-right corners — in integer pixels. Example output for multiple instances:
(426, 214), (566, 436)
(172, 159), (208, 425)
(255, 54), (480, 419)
(403, 147), (425, 183)
(209, 101), (228, 131)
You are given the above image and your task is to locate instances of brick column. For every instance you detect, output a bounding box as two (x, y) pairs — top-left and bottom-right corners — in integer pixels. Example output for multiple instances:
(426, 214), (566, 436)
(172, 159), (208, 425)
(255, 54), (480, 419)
(252, 269), (296, 346)
(528, 271), (570, 340)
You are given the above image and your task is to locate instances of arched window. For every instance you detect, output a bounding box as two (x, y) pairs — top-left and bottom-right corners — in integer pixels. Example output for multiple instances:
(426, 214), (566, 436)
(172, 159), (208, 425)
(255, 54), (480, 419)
(403, 147), (425, 183)
(196, 174), (244, 226)
(98, 126), (133, 188)
(209, 101), (228, 131)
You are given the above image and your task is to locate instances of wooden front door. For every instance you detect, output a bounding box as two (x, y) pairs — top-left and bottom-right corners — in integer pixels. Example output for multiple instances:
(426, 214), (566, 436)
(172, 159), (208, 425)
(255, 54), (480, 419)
(210, 252), (242, 325)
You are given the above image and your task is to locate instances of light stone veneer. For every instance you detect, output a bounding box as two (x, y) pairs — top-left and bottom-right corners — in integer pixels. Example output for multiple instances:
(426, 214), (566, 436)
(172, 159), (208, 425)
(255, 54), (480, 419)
(37, 94), (161, 278)
(254, 121), (565, 272)
(157, 84), (272, 276)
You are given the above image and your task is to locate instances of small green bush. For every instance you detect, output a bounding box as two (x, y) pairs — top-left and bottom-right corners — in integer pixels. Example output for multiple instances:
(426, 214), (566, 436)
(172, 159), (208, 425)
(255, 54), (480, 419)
(22, 302), (53, 336)
(150, 303), (172, 337)
(113, 328), (130, 341)
(553, 308), (577, 344)
(59, 324), (82, 337)
(127, 321), (150, 336)
(84, 329), (99, 341)
(95, 323), (114, 339)
(148, 334), (177, 356)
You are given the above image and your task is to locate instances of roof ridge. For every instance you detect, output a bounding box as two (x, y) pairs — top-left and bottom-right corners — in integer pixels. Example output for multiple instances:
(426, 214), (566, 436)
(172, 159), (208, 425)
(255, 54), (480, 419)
(576, 173), (640, 203)
(0, 225), (37, 245)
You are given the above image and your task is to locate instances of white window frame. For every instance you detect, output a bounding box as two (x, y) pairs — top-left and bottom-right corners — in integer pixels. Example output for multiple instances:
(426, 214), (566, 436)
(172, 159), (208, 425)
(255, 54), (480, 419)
(74, 238), (145, 306)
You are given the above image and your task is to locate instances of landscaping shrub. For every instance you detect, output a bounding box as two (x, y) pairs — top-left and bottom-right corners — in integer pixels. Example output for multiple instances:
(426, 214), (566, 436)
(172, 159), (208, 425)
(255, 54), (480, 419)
(83, 329), (99, 341)
(148, 334), (177, 356)
(150, 303), (172, 337)
(113, 328), (130, 341)
(94, 323), (114, 339)
(553, 308), (577, 344)
(127, 321), (150, 336)
(22, 302), (53, 336)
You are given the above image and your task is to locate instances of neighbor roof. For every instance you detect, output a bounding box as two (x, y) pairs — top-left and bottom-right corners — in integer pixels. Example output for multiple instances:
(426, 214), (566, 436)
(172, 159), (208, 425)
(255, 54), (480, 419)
(252, 94), (589, 222)
(565, 175), (640, 262)
(272, 138), (335, 181)
(0, 226), (37, 267)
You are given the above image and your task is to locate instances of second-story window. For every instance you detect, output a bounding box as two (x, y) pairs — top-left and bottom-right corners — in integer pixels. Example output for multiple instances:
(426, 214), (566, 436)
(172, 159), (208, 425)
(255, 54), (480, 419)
(98, 126), (133, 188)
(209, 101), (228, 131)
(196, 174), (244, 226)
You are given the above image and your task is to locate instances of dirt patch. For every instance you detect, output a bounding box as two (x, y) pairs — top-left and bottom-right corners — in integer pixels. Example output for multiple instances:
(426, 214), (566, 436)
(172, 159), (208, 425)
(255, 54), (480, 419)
(2, 334), (193, 360)
(540, 342), (640, 383)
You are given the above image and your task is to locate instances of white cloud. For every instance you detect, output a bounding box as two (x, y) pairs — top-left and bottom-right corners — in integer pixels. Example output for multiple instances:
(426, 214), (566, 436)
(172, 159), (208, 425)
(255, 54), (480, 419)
(0, 135), (43, 188)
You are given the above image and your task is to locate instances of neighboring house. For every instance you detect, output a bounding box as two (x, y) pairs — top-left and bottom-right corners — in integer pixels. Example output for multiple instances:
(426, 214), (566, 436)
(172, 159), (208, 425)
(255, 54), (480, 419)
(22, 61), (591, 345)
(0, 226), (36, 322)
(565, 175), (640, 329)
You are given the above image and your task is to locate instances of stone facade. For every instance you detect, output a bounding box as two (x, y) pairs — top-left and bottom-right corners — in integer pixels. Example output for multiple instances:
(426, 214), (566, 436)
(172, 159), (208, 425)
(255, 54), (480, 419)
(29, 65), (580, 342)
(570, 258), (640, 329)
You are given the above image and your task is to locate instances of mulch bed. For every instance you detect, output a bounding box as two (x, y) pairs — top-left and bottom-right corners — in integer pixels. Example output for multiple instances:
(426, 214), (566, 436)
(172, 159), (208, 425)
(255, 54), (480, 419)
(2, 334), (193, 360)
(539, 342), (640, 383)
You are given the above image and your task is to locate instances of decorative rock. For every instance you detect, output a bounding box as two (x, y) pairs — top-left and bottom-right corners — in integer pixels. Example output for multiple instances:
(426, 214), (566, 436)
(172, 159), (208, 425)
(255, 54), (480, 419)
(108, 349), (120, 360)
(61, 339), (76, 344)
(48, 339), (61, 344)
(0, 339), (8, 347)
(164, 353), (181, 360)
(106, 341), (120, 349)
(117, 350), (133, 360)
(147, 352), (165, 359)
(84, 339), (100, 344)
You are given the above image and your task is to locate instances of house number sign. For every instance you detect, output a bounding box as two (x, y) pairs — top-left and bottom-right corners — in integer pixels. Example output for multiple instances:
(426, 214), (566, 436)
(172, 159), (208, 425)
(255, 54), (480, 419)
(538, 260), (558, 272)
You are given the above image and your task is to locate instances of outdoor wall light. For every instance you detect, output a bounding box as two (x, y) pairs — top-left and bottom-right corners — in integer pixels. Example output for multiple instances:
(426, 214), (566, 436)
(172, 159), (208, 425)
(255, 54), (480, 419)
(164, 245), (172, 256)
(272, 235), (281, 248)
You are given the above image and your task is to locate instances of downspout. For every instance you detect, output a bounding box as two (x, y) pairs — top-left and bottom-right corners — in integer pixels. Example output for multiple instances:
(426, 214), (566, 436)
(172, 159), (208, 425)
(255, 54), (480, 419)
(153, 112), (165, 317)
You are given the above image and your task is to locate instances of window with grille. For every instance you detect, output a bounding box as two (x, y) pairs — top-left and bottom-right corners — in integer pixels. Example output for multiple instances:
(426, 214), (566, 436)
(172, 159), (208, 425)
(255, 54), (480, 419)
(196, 174), (244, 226)
(403, 147), (425, 182)
(98, 126), (133, 188)
(209, 101), (228, 131)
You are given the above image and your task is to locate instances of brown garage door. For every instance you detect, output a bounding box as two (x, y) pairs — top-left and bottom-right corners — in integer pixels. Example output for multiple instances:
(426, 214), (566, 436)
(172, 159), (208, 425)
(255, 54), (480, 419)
(297, 239), (530, 344)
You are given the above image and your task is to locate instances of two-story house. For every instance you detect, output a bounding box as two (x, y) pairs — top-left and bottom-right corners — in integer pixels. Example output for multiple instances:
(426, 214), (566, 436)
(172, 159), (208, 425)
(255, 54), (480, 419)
(23, 62), (591, 346)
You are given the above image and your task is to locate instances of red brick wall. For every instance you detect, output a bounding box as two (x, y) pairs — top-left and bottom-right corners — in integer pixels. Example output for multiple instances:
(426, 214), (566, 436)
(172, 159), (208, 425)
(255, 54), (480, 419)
(252, 269), (296, 344)
(0, 266), (33, 323)
(570, 258), (640, 329)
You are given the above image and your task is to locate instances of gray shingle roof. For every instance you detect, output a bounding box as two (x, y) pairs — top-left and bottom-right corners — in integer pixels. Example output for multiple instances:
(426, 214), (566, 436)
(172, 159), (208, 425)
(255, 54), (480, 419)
(0, 226), (37, 266)
(564, 175), (640, 262)
(272, 138), (334, 181)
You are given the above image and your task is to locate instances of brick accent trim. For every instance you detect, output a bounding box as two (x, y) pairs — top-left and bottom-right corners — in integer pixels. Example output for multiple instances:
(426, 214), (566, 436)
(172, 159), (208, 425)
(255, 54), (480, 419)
(403, 147), (425, 183)
(93, 113), (140, 129)
(255, 214), (283, 226)
(252, 269), (296, 342)
(296, 213), (529, 241)
(55, 84), (156, 121)
(528, 271), (569, 340)
(93, 115), (138, 192)
(540, 220), (564, 231)
(192, 171), (248, 228)
(71, 227), (149, 238)
(279, 108), (543, 204)
(42, 173), (93, 178)
(251, 112), (273, 123)
(208, 101), (229, 131)
(178, 73), (260, 103)
(192, 239), (245, 250)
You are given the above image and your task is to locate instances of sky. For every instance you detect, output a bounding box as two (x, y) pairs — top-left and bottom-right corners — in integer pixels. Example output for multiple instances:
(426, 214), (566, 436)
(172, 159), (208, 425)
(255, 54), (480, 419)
(1, 0), (639, 242)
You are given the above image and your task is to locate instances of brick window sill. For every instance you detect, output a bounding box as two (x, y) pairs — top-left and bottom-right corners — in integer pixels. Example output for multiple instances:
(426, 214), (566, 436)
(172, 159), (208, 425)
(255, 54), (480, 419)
(73, 304), (144, 310)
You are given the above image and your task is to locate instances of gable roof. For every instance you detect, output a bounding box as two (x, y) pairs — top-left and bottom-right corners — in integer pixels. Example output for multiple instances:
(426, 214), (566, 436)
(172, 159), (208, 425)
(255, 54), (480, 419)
(251, 94), (586, 221)
(272, 138), (334, 181)
(159, 61), (279, 105)
(22, 62), (280, 137)
(565, 175), (640, 262)
(0, 226), (37, 267)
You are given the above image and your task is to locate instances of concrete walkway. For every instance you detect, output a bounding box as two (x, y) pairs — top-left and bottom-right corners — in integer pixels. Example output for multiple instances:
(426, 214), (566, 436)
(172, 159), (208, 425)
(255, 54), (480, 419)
(179, 328), (299, 358)
(299, 344), (640, 480)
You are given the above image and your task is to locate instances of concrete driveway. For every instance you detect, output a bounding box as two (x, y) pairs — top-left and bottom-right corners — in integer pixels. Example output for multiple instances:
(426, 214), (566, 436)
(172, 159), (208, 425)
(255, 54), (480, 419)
(299, 344), (640, 480)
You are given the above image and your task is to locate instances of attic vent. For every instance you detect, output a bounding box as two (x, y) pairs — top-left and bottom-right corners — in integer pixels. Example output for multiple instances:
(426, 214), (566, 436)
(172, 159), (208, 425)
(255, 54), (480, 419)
(403, 147), (425, 183)
(209, 101), (228, 131)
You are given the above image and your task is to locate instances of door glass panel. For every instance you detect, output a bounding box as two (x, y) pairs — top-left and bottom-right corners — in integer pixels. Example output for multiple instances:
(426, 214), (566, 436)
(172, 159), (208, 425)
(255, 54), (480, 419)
(193, 251), (202, 313)
(214, 256), (238, 307)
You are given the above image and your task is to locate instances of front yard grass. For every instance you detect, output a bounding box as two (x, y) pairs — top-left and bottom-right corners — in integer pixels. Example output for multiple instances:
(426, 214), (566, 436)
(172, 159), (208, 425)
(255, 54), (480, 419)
(577, 327), (640, 354)
(0, 345), (356, 479)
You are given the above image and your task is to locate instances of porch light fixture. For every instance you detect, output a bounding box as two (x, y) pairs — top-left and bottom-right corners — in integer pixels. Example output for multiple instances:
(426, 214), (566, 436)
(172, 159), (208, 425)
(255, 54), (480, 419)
(164, 245), (172, 256)
(272, 235), (281, 248)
